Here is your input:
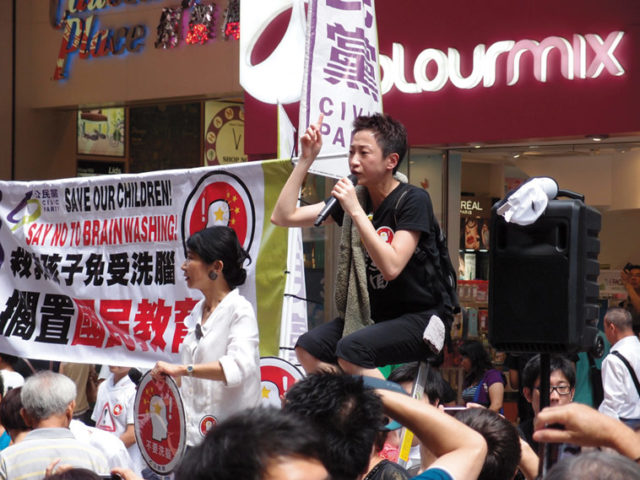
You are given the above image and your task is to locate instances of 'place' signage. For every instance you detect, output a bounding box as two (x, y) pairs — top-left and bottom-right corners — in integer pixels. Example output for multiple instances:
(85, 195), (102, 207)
(50, 0), (151, 81)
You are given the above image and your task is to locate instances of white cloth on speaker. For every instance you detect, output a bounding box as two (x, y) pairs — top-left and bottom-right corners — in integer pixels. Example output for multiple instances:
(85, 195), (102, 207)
(497, 177), (558, 226)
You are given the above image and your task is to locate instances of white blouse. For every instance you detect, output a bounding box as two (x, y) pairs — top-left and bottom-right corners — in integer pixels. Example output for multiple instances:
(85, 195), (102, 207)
(180, 289), (261, 446)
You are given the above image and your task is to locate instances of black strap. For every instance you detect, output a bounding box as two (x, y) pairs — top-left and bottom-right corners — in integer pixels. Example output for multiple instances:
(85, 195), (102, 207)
(611, 351), (640, 397)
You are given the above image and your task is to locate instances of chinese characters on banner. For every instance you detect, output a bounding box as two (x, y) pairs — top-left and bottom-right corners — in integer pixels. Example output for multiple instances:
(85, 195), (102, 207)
(0, 161), (292, 368)
(300, 0), (383, 178)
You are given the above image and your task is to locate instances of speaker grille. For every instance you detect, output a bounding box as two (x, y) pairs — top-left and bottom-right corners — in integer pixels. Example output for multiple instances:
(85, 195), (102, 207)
(489, 199), (601, 353)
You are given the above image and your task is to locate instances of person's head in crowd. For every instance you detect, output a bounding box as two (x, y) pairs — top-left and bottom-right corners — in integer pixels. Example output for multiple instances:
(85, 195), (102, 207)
(388, 361), (454, 406)
(623, 264), (640, 288)
(185, 225), (251, 290)
(283, 372), (384, 480)
(543, 450), (640, 480)
(603, 307), (634, 345)
(352, 113), (408, 174)
(20, 371), (77, 428)
(46, 468), (103, 480)
(522, 354), (575, 416)
(0, 354), (18, 370)
(175, 407), (328, 480)
(107, 365), (131, 382)
(0, 387), (29, 442)
(459, 340), (494, 386)
(455, 408), (521, 480)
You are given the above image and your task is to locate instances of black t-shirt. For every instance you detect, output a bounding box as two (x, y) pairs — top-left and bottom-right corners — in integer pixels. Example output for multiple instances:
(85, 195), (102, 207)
(333, 183), (439, 321)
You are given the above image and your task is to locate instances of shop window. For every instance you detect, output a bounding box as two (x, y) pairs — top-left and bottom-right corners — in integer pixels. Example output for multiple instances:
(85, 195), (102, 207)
(76, 107), (128, 176)
(129, 103), (202, 173)
(407, 148), (445, 225)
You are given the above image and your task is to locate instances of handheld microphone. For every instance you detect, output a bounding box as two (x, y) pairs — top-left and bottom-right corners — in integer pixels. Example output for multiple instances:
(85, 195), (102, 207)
(128, 367), (143, 387)
(314, 174), (358, 227)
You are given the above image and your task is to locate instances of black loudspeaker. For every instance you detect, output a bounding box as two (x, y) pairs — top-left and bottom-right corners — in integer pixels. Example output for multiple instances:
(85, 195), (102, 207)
(489, 198), (601, 353)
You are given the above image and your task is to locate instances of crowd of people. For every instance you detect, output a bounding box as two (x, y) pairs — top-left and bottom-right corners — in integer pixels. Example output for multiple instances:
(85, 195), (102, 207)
(0, 114), (638, 480)
(0, 361), (639, 480)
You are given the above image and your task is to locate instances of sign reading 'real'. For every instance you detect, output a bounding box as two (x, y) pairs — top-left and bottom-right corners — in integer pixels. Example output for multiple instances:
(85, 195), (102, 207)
(380, 31), (626, 94)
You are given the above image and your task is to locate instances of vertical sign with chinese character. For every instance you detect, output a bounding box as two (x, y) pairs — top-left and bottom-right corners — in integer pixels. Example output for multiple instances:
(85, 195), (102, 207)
(300, 0), (383, 178)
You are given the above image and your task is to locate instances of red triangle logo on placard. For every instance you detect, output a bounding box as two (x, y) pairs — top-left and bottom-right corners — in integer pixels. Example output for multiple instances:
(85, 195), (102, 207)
(95, 402), (116, 433)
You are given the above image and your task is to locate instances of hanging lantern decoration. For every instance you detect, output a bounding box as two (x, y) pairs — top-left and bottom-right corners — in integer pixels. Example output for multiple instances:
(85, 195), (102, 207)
(155, 7), (183, 49)
(186, 3), (216, 45)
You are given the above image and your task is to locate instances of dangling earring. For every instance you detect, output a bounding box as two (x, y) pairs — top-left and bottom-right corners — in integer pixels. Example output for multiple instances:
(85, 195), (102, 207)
(209, 271), (218, 281)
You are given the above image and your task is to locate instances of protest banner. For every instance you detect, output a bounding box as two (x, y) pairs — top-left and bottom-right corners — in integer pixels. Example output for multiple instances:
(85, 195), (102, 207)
(0, 160), (292, 367)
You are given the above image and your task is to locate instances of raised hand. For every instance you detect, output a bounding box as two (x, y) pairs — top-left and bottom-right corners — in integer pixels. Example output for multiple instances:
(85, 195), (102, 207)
(299, 114), (324, 164)
(533, 402), (639, 459)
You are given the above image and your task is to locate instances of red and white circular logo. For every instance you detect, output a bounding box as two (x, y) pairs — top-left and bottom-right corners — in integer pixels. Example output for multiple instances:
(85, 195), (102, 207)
(134, 372), (186, 474)
(113, 404), (123, 416)
(181, 171), (256, 255)
(259, 356), (304, 408)
(199, 415), (218, 437)
(377, 226), (394, 244)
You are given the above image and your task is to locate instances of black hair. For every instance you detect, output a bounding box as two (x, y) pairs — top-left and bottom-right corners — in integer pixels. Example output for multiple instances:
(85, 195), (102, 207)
(186, 226), (251, 289)
(352, 114), (408, 173)
(545, 450), (640, 480)
(175, 407), (324, 480)
(283, 373), (384, 480)
(0, 354), (18, 368)
(388, 362), (456, 405)
(455, 408), (521, 480)
(521, 354), (576, 391)
(45, 469), (102, 480)
(373, 429), (389, 454)
(0, 387), (29, 435)
(459, 340), (494, 387)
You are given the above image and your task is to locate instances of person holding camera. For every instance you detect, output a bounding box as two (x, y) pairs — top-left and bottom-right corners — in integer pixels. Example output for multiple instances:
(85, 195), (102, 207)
(620, 263), (640, 336)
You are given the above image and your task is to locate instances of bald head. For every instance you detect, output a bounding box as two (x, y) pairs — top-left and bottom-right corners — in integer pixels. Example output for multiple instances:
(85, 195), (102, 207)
(604, 308), (634, 344)
(605, 308), (633, 331)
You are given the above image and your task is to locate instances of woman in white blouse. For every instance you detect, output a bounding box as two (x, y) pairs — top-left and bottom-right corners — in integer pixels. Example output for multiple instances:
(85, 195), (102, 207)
(151, 226), (260, 447)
